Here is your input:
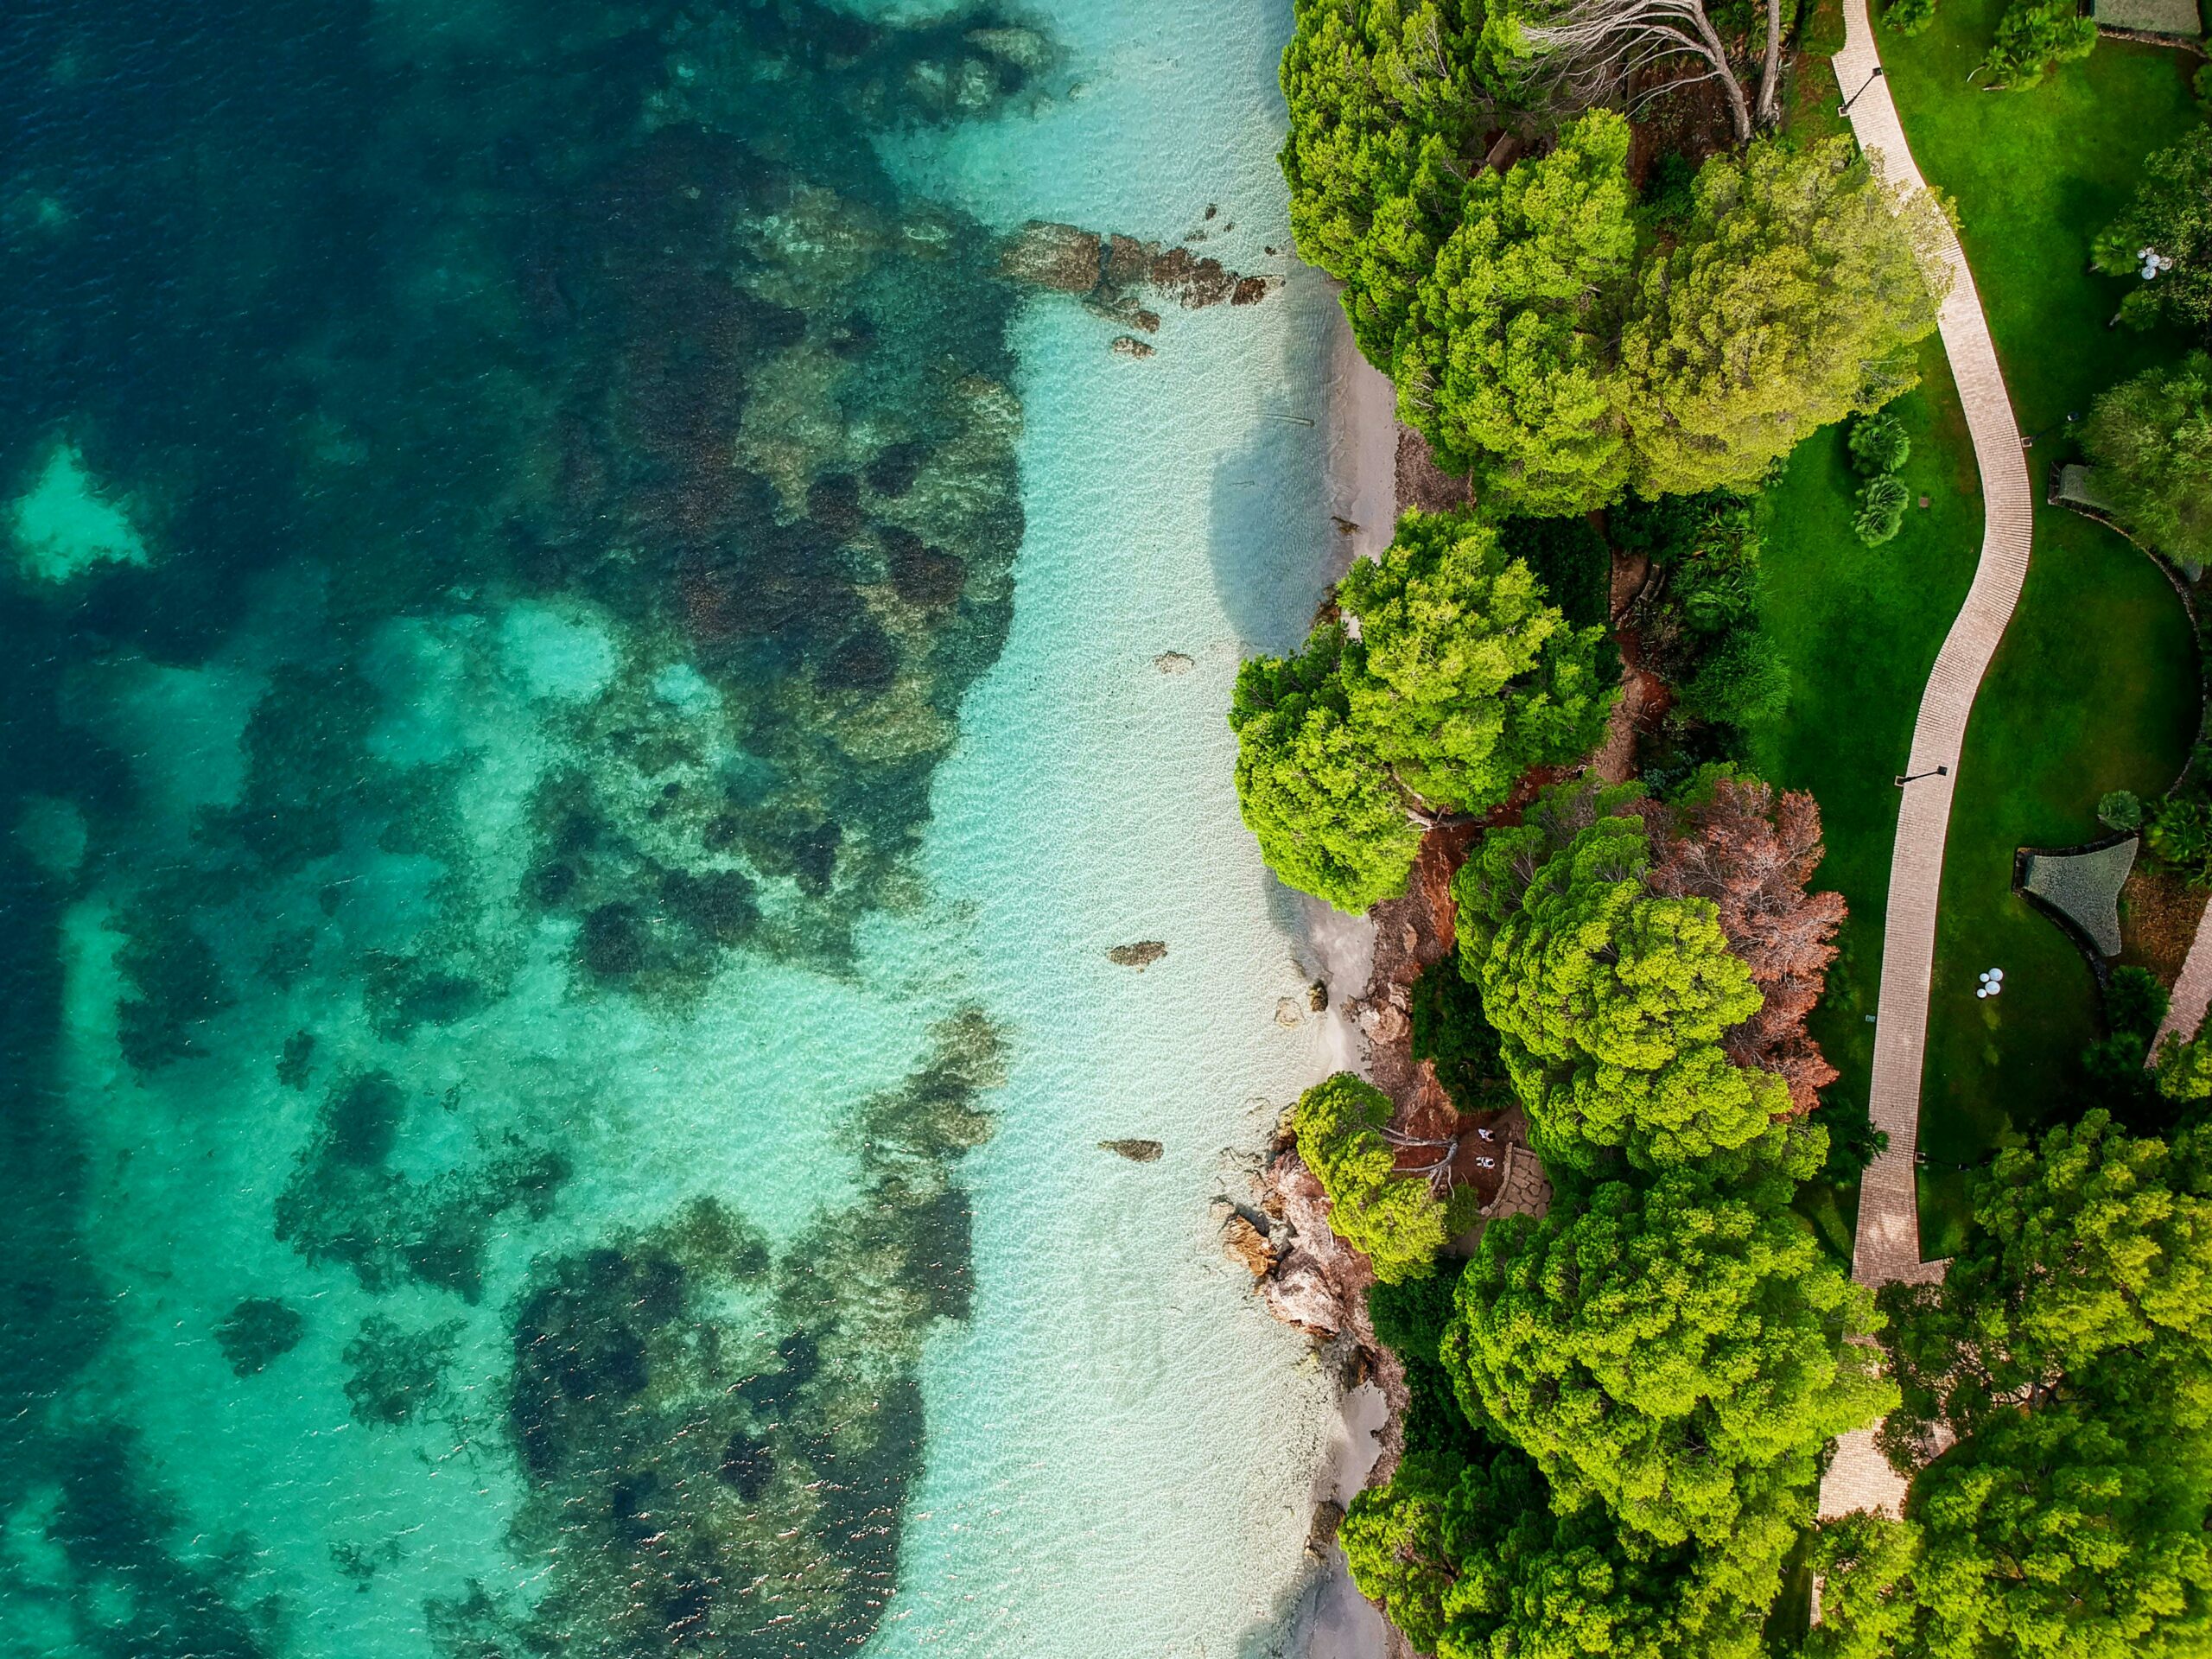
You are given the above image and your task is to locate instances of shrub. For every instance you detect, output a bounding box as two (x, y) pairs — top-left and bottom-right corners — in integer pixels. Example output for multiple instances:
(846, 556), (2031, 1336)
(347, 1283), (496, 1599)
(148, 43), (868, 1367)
(1885, 0), (1940, 33)
(1663, 499), (1764, 635)
(1853, 474), (1912, 544)
(1821, 1090), (1889, 1183)
(2196, 61), (2212, 111)
(1980, 0), (2096, 88)
(2081, 966), (2172, 1126)
(1370, 1262), (1484, 1458)
(1495, 513), (1613, 630)
(1681, 630), (1792, 728)
(2157, 1027), (2212, 1101)
(2101, 790), (2145, 832)
(2148, 794), (2212, 884)
(1849, 410), (1912, 476)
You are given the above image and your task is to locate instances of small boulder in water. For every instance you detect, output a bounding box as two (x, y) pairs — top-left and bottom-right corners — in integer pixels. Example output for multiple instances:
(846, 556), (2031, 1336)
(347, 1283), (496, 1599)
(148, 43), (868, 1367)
(1108, 940), (1166, 970)
(1306, 1501), (1346, 1558)
(1110, 334), (1154, 359)
(1306, 979), (1329, 1013)
(1098, 1138), (1164, 1162)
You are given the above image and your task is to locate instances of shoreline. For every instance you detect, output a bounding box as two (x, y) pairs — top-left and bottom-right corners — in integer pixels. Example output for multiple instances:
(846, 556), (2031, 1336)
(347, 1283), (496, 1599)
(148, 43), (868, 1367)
(1285, 302), (1403, 1659)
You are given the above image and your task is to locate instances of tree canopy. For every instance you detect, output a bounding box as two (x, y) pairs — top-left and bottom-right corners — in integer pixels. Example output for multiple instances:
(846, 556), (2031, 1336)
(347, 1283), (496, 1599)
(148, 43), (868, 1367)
(1619, 138), (1948, 495)
(1279, 0), (1497, 365)
(1394, 110), (1639, 513)
(2083, 352), (2212, 570)
(1294, 1071), (1452, 1282)
(1329, 774), (1864, 1659)
(1231, 513), (1616, 912)
(1446, 1167), (1892, 1548)
(1343, 1442), (1780, 1659)
(1279, 18), (1948, 514)
(2094, 125), (2212, 338)
(1878, 1110), (2212, 1455)
(1453, 781), (1794, 1168)
(1340, 510), (1618, 809)
(1908, 1400), (2212, 1659)
(1230, 629), (1428, 913)
(1800, 1513), (1923, 1659)
(1979, 0), (2096, 90)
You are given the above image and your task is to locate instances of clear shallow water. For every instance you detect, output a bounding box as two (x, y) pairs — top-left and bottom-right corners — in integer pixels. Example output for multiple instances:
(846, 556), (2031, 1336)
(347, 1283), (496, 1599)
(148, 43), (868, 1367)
(0, 3), (1347, 1656)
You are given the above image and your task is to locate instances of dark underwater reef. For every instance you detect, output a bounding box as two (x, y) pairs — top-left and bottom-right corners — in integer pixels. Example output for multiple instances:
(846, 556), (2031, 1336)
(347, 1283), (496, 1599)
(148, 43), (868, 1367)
(0, 4), (1048, 1654)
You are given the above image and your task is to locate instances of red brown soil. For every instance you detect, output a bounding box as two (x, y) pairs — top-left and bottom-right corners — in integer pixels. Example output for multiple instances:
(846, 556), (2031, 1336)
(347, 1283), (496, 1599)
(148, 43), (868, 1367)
(2121, 865), (2209, 985)
(1594, 549), (1671, 783)
(1345, 822), (1518, 1211)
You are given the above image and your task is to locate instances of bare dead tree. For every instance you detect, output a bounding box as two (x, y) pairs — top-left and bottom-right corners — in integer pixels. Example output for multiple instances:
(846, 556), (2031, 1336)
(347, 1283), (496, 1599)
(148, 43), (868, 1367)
(1520, 0), (1771, 143)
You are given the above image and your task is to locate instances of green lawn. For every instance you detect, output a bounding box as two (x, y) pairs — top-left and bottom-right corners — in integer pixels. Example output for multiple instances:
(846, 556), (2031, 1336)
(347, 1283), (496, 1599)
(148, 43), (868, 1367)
(1878, 0), (2205, 1249)
(1750, 340), (1985, 1257)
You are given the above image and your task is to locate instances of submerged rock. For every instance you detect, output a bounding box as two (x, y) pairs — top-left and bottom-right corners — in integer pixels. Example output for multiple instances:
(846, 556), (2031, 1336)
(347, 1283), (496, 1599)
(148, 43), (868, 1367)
(343, 1314), (465, 1427)
(998, 218), (1273, 334)
(214, 1297), (305, 1376)
(999, 220), (1102, 293)
(966, 26), (1053, 73)
(1147, 246), (1238, 308)
(1154, 651), (1194, 674)
(1108, 940), (1167, 970)
(1098, 1138), (1164, 1162)
(1110, 334), (1155, 359)
(1104, 232), (1152, 288)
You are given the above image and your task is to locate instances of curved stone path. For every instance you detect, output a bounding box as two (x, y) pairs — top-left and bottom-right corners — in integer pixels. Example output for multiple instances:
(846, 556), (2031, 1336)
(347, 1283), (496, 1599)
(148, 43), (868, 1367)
(1816, 0), (2038, 1522)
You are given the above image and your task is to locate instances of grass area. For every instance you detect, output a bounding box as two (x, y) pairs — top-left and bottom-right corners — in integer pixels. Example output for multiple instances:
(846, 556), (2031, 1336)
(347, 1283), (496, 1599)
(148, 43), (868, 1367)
(1878, 0), (2206, 1249)
(1920, 512), (2196, 1251)
(1749, 339), (1985, 1258)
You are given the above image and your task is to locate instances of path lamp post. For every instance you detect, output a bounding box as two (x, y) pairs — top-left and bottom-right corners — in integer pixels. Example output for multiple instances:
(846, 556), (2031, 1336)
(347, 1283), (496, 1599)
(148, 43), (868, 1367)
(1895, 764), (1949, 787)
(1839, 66), (1885, 116)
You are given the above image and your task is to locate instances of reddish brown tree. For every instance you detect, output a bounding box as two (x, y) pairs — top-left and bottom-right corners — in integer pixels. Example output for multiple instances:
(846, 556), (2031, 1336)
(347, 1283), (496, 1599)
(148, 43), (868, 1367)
(1642, 778), (1846, 1112)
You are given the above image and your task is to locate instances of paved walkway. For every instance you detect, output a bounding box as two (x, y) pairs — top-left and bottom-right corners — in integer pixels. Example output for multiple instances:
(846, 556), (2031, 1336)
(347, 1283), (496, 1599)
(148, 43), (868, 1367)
(2152, 906), (2212, 1057)
(1816, 0), (2037, 1522)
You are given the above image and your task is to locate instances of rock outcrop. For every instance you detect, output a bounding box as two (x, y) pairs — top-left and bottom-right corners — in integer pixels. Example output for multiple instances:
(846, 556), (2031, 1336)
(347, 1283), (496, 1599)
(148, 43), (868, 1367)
(1222, 1212), (1280, 1278)
(997, 219), (1280, 340)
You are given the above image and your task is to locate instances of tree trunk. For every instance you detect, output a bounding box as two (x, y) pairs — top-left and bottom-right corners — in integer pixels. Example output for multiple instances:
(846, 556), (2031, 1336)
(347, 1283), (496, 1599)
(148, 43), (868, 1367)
(1684, 1), (1756, 141)
(1755, 0), (1785, 127)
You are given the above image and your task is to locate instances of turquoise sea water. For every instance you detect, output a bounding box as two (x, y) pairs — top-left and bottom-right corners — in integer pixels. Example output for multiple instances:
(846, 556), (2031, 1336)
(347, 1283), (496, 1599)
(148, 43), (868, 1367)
(0, 3), (1351, 1656)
